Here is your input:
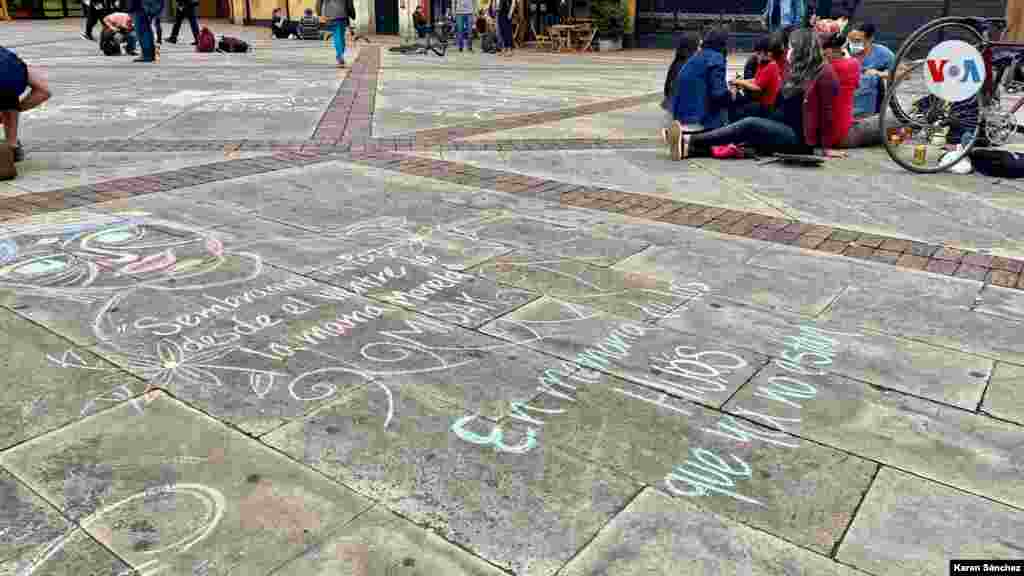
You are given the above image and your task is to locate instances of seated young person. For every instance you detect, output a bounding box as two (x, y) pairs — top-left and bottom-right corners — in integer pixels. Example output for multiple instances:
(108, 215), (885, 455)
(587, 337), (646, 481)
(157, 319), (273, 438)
(297, 8), (323, 40)
(729, 33), (784, 120)
(271, 8), (297, 38)
(820, 31), (860, 147)
(668, 29), (844, 160)
(669, 27), (730, 133)
(101, 12), (138, 55)
(848, 22), (894, 117)
(414, 5), (429, 37)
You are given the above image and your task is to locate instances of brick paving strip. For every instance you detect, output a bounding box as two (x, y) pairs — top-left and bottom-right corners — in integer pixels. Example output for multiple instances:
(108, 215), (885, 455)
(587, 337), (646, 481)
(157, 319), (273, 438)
(6, 46), (1023, 293)
(344, 149), (1024, 291)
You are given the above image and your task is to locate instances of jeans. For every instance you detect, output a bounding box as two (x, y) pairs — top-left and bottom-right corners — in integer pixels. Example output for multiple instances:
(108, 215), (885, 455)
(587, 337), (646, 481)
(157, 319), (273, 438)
(690, 117), (804, 152)
(497, 12), (512, 49)
(124, 30), (138, 52)
(455, 14), (472, 49)
(151, 13), (162, 42)
(170, 2), (200, 41)
(133, 11), (157, 59)
(331, 19), (347, 62)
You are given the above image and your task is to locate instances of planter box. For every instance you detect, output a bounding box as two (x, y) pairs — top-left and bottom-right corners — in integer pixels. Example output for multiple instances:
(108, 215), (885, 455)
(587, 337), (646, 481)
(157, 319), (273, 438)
(598, 37), (622, 51)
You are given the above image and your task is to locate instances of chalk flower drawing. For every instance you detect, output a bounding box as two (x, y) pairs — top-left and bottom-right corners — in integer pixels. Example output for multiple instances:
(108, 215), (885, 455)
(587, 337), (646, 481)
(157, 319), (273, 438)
(13, 483), (225, 576)
(115, 340), (237, 392)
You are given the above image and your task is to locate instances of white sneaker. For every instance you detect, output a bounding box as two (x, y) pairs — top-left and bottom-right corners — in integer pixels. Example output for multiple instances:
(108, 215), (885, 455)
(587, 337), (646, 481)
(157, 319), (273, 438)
(939, 146), (974, 174)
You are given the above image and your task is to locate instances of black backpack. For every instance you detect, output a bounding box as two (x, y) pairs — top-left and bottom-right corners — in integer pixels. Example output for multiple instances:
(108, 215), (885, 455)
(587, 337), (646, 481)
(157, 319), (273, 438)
(100, 29), (122, 56)
(970, 147), (1024, 178)
(217, 36), (250, 53)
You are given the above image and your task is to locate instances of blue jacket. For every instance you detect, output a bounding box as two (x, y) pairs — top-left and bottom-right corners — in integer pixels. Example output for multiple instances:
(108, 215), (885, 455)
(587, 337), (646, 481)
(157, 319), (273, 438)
(671, 49), (730, 129)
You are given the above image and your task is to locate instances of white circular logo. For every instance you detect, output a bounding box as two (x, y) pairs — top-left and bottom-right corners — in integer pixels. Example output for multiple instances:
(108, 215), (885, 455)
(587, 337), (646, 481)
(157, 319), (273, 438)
(923, 40), (986, 102)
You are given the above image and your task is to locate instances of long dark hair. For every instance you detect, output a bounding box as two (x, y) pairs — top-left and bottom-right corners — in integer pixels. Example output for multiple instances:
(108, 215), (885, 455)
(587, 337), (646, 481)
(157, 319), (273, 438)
(701, 26), (728, 56)
(782, 28), (825, 98)
(665, 33), (699, 100)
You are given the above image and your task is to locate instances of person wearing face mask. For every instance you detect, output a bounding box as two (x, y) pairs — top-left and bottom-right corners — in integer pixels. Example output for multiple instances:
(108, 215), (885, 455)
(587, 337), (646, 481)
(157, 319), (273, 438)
(729, 33), (785, 120)
(847, 22), (894, 117)
(668, 29), (844, 161)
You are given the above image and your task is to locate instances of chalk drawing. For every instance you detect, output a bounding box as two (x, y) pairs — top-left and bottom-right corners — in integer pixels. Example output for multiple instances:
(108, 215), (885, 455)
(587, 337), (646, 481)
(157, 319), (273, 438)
(664, 448), (763, 506)
(15, 484), (225, 576)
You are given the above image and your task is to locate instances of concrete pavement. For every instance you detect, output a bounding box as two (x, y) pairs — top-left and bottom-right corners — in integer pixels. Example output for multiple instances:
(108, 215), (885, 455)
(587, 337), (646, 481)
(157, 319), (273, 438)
(0, 19), (1022, 576)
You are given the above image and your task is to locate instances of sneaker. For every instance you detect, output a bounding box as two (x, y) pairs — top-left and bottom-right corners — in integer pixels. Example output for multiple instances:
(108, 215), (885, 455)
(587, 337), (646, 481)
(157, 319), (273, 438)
(166, 37), (178, 44)
(81, 32), (93, 41)
(126, 50), (138, 56)
(337, 58), (346, 67)
(669, 121), (683, 161)
(133, 56), (155, 62)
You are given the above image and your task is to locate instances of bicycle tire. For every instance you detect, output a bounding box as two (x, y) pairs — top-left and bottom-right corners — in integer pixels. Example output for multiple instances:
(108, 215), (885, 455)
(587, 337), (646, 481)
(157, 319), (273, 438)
(880, 19), (984, 174)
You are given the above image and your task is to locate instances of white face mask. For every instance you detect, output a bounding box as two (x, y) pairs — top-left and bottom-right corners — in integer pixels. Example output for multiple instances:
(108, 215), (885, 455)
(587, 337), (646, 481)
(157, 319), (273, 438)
(848, 41), (865, 55)
(786, 48), (793, 62)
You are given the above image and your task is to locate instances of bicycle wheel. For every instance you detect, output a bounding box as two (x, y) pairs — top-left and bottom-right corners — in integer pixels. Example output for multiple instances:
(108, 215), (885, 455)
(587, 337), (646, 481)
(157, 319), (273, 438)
(881, 19), (984, 173)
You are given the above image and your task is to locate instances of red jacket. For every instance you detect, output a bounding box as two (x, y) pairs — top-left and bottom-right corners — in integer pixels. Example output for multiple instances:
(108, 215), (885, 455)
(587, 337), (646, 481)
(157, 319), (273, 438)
(802, 63), (839, 150)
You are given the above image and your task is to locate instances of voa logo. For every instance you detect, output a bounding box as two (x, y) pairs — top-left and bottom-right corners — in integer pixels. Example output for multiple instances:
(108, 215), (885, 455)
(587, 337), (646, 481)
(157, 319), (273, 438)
(924, 40), (986, 102)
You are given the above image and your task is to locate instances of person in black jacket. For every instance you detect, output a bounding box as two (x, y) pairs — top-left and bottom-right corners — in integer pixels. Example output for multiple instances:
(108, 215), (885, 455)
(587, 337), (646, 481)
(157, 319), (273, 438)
(166, 0), (200, 44)
(81, 0), (117, 40)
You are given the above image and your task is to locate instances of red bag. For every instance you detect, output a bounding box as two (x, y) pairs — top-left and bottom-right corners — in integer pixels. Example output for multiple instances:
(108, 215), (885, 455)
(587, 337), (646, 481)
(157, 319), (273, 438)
(711, 144), (745, 159)
(196, 27), (216, 52)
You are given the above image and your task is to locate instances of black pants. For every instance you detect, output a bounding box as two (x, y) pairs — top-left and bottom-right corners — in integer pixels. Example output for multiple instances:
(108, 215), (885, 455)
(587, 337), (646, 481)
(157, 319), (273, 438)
(82, 3), (111, 39)
(170, 2), (200, 41)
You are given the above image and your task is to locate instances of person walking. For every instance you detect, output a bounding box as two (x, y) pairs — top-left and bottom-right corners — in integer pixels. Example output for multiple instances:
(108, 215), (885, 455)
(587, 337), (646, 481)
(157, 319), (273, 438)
(166, 0), (199, 44)
(317, 0), (355, 67)
(131, 0), (163, 62)
(454, 0), (475, 51)
(151, 11), (163, 44)
(82, 0), (116, 40)
(497, 0), (515, 55)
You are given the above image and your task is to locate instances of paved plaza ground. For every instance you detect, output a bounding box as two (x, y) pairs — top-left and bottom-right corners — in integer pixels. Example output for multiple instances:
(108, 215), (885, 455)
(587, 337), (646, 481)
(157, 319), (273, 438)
(1, 18), (1023, 576)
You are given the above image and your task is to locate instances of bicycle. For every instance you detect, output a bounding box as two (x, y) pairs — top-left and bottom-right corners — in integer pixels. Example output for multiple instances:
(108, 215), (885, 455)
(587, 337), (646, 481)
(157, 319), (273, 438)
(880, 16), (1023, 173)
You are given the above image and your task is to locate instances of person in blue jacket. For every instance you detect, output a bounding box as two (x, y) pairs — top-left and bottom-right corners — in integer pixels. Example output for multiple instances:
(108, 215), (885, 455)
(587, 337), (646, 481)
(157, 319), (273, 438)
(670, 27), (731, 133)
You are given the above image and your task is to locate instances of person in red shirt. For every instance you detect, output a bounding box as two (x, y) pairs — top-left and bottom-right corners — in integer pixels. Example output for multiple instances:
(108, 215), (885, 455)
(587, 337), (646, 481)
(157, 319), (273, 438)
(820, 31), (858, 147)
(729, 34), (784, 120)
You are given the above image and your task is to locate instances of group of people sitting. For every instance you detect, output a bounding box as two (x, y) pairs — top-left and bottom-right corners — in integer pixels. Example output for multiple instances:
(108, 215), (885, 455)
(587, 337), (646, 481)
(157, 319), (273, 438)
(661, 20), (898, 162)
(272, 7), (329, 40)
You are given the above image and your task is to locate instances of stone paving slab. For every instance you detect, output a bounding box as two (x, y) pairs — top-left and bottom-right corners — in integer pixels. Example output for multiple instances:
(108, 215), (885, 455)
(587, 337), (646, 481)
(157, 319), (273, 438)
(613, 248), (849, 317)
(263, 382), (640, 576)
(473, 254), (699, 323)
(983, 362), (1024, 425)
(660, 298), (994, 410)
(0, 306), (143, 451)
(821, 289), (1024, 365)
(725, 364), (1024, 509)
(0, 467), (132, 575)
(479, 296), (767, 408)
(0, 393), (373, 576)
(496, 368), (877, 554)
(560, 487), (864, 576)
(458, 101), (668, 142)
(836, 467), (1024, 576)
(272, 506), (509, 576)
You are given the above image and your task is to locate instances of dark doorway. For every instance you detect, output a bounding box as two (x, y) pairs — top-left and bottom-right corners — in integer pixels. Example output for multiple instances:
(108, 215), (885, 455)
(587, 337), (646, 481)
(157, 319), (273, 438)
(376, 0), (398, 33)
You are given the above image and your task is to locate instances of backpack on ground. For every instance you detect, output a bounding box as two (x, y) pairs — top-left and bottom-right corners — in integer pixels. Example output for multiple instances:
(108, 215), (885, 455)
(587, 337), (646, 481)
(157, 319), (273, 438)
(196, 26), (216, 52)
(482, 31), (497, 53)
(218, 36), (250, 53)
(969, 147), (1024, 178)
(100, 29), (122, 56)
